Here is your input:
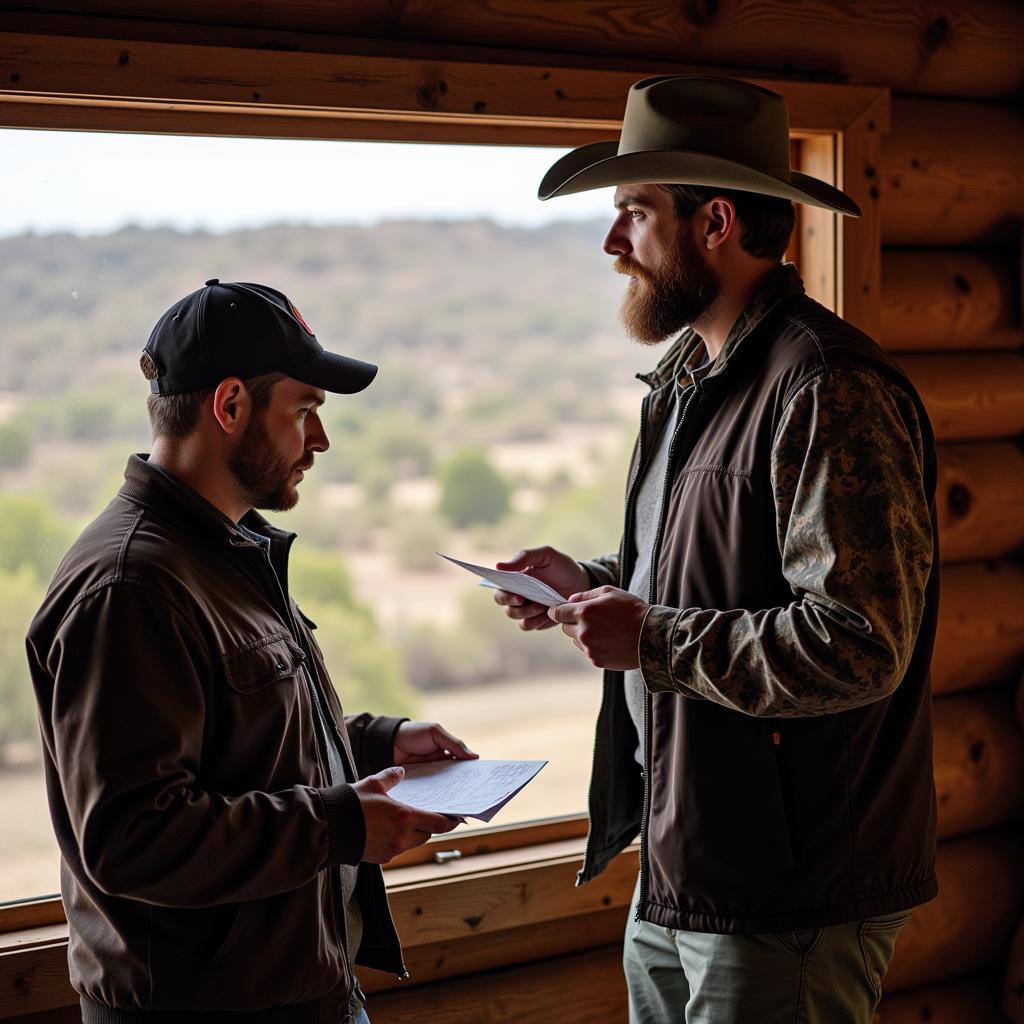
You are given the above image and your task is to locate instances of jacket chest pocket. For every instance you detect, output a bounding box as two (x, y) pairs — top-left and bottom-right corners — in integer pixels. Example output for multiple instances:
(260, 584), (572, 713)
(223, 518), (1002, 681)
(222, 633), (306, 693)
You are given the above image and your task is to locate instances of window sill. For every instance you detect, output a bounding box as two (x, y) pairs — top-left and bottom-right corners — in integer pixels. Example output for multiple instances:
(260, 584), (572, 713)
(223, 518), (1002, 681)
(0, 836), (639, 1018)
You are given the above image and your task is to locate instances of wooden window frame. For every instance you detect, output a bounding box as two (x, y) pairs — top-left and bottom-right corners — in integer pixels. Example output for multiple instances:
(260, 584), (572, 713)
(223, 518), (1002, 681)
(0, 28), (888, 1017)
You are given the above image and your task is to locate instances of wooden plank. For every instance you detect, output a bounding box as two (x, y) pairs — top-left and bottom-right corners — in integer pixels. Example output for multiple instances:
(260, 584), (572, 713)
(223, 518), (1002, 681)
(0, 943), (75, 1019)
(837, 124), (882, 336)
(879, 977), (1006, 1024)
(881, 97), (1024, 247)
(900, 352), (1024, 442)
(0, 32), (889, 134)
(360, 906), (627, 996)
(932, 562), (1024, 695)
(13, 1), (1024, 100)
(936, 443), (1024, 565)
(885, 832), (1024, 993)
(933, 690), (1024, 840)
(370, 943), (626, 1024)
(795, 134), (837, 312)
(881, 248), (1023, 352)
(0, 902), (63, 938)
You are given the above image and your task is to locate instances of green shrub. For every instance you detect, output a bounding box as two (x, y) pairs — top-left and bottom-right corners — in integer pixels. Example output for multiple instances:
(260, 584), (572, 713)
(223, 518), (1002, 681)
(438, 448), (510, 529)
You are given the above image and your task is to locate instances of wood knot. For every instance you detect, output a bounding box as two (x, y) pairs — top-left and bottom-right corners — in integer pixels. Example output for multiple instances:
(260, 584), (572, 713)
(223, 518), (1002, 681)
(922, 16), (950, 54)
(947, 483), (971, 520)
(684, 0), (720, 28)
(952, 273), (971, 295)
(463, 914), (484, 930)
(920, 1004), (934, 1022)
(417, 78), (448, 110)
(473, 100), (486, 113)
(117, 50), (130, 66)
(252, 91), (261, 101)
(968, 740), (985, 764)
(869, 185), (880, 200)
(9, 72), (20, 83)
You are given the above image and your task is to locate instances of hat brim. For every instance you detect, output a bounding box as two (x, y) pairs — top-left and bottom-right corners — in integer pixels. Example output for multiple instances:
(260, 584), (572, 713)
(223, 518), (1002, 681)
(539, 141), (861, 217)
(285, 349), (378, 395)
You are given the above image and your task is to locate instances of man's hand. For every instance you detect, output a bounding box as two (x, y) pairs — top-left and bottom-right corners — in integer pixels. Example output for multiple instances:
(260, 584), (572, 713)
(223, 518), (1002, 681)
(352, 766), (460, 864)
(393, 721), (478, 765)
(493, 546), (590, 631)
(548, 586), (650, 670)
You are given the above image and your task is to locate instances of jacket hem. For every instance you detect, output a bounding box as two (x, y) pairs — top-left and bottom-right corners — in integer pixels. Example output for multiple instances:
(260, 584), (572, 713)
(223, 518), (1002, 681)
(637, 875), (939, 934)
(81, 997), (323, 1023)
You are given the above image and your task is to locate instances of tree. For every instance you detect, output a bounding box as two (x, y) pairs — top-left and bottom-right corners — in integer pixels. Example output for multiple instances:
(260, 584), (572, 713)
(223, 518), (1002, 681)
(438, 448), (510, 529)
(0, 566), (45, 758)
(0, 493), (74, 580)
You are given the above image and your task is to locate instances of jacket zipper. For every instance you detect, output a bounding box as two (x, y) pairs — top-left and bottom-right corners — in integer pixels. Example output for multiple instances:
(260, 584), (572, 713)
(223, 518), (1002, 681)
(255, 550), (393, 990)
(579, 388), (653, 885)
(635, 379), (701, 921)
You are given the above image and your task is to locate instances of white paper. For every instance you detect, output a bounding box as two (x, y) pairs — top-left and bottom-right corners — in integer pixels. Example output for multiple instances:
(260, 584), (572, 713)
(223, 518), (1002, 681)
(390, 759), (547, 822)
(436, 552), (567, 607)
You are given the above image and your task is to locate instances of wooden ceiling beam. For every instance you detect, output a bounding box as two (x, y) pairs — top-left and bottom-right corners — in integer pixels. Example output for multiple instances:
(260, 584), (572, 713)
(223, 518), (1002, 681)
(2, 0), (1021, 100)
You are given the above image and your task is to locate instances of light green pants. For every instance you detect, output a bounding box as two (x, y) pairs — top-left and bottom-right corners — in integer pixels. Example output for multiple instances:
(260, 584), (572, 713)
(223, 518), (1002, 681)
(623, 876), (910, 1024)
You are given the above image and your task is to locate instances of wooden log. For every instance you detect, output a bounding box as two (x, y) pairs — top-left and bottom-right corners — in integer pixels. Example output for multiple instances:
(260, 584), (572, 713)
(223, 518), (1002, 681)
(879, 978), (1005, 1024)
(932, 690), (1024, 840)
(881, 98), (1024, 246)
(15, 1), (1024, 101)
(935, 443), (1024, 564)
(884, 832), (1024, 992)
(932, 563), (1024, 695)
(881, 249), (1023, 352)
(1004, 919), (1024, 1024)
(898, 353), (1024, 442)
(371, 943), (626, 1024)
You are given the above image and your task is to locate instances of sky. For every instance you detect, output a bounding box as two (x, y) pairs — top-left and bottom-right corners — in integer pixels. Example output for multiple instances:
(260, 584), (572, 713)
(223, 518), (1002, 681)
(3, 129), (617, 238)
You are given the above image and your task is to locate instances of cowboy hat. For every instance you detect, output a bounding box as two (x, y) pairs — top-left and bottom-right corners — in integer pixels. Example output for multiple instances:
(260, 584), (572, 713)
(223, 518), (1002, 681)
(538, 76), (861, 217)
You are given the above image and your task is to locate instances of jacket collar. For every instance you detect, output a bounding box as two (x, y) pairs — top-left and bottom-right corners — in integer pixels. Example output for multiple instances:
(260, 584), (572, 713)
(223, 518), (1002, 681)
(638, 262), (805, 391)
(119, 454), (296, 559)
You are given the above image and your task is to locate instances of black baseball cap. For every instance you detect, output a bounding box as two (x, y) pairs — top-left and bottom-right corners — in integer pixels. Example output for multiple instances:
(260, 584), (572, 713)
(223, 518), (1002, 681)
(141, 279), (378, 396)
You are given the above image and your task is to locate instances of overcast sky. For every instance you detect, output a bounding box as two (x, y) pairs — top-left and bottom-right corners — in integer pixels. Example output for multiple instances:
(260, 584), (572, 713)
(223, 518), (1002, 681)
(3, 130), (617, 238)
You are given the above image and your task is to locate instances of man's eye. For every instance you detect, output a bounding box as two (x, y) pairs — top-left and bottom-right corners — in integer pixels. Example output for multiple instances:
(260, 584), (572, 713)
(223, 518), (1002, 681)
(628, 209), (644, 220)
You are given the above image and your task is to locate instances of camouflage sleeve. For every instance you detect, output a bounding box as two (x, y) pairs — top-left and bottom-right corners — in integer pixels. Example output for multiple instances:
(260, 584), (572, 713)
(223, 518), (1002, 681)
(580, 552), (620, 588)
(638, 367), (934, 718)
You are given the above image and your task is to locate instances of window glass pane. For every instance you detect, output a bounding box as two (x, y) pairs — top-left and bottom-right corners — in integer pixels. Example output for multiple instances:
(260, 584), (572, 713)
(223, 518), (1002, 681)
(2, 130), (634, 901)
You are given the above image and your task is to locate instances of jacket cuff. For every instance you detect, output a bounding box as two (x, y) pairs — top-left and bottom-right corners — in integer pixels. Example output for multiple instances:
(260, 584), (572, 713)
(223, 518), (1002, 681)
(638, 604), (684, 693)
(579, 558), (617, 589)
(361, 715), (408, 776)
(320, 783), (366, 866)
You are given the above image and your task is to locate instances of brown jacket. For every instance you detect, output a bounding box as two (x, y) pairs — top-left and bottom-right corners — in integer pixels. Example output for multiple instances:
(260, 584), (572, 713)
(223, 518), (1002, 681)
(26, 455), (406, 1020)
(580, 265), (939, 933)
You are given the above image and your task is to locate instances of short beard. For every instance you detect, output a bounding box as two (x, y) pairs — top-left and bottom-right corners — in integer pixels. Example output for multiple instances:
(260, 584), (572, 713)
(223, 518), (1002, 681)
(228, 410), (311, 512)
(616, 222), (721, 345)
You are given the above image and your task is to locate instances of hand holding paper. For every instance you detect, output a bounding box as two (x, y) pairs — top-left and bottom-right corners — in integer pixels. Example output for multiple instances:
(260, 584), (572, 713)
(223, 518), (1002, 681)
(437, 552), (567, 607)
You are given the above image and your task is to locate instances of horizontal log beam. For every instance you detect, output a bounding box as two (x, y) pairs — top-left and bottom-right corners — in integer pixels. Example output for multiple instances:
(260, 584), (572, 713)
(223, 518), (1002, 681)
(0, 32), (888, 135)
(370, 943), (626, 1024)
(935, 443), (1024, 564)
(901, 353), (1024, 442)
(881, 97), (1024, 246)
(879, 977), (1006, 1024)
(8, 1), (1024, 100)
(933, 690), (1024, 839)
(884, 832), (1024, 992)
(881, 249), (1023, 352)
(932, 562), (1024, 695)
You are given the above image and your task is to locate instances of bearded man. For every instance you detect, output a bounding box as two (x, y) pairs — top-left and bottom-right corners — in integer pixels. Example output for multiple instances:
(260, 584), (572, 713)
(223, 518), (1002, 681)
(493, 77), (939, 1023)
(27, 280), (475, 1024)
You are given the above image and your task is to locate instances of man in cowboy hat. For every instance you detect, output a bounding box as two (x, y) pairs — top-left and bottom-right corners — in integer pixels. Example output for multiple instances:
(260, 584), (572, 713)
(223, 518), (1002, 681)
(492, 77), (938, 1023)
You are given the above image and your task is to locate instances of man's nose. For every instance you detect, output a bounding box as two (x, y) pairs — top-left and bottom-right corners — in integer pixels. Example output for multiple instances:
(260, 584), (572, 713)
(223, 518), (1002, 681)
(308, 416), (330, 454)
(603, 222), (630, 257)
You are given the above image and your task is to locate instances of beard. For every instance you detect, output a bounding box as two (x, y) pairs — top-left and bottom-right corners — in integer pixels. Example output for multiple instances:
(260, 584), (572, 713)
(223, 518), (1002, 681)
(616, 223), (721, 345)
(228, 410), (313, 512)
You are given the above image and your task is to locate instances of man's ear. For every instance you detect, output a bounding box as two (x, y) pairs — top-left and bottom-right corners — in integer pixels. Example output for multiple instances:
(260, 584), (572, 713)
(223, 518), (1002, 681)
(702, 198), (738, 251)
(211, 377), (250, 435)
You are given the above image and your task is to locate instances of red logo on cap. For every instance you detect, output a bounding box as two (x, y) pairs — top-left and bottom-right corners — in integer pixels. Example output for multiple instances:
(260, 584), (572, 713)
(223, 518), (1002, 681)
(289, 302), (314, 335)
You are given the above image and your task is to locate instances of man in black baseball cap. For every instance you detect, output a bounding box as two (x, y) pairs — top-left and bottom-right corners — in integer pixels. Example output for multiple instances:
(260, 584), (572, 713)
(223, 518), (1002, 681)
(27, 280), (476, 1023)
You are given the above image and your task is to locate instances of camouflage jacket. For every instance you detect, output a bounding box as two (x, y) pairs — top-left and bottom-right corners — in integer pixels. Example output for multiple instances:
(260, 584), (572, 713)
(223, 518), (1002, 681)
(579, 263), (940, 933)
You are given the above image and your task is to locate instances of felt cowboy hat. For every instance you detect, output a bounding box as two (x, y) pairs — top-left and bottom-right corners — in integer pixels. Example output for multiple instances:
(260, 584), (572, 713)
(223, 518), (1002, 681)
(538, 75), (861, 217)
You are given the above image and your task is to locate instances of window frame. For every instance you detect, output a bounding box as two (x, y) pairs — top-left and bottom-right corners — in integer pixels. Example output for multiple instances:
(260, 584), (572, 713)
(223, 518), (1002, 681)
(0, 26), (888, 1016)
